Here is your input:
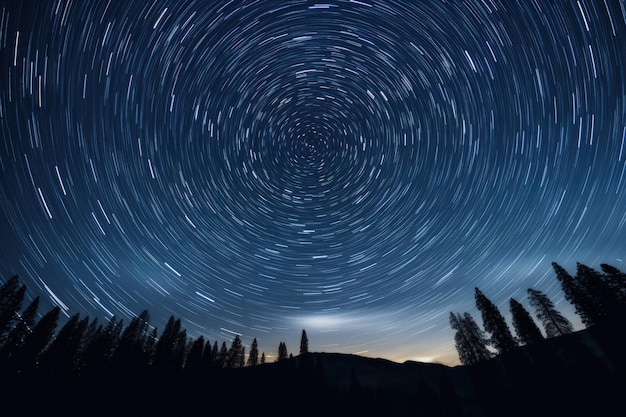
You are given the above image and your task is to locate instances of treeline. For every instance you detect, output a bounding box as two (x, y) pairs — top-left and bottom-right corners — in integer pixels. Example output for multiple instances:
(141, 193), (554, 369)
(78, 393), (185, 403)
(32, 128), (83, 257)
(451, 262), (626, 365)
(0, 275), (380, 416)
(0, 274), (314, 382)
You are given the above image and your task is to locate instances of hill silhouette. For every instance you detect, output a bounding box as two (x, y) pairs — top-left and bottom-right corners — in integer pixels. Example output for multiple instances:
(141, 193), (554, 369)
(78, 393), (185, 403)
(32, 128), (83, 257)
(2, 313), (622, 416)
(1, 265), (625, 416)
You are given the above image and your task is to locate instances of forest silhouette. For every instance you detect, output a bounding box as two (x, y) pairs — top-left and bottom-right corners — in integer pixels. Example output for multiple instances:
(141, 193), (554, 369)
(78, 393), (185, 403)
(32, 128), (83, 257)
(0, 261), (624, 416)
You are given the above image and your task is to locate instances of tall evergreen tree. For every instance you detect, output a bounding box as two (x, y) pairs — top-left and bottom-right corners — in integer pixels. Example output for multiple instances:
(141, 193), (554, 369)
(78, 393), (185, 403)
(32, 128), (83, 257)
(0, 276), (26, 344)
(211, 340), (220, 367)
(153, 316), (186, 374)
(12, 306), (60, 373)
(185, 336), (205, 372)
(227, 335), (243, 368)
(239, 346), (246, 368)
(552, 262), (595, 326)
(112, 310), (151, 374)
(300, 329), (309, 355)
(39, 312), (89, 378)
(474, 288), (517, 354)
(449, 312), (491, 366)
(576, 263), (619, 318)
(80, 317), (99, 356)
(247, 337), (259, 366)
(600, 263), (626, 305)
(527, 288), (574, 337)
(1, 296), (39, 359)
(217, 341), (228, 368)
(260, 352), (265, 364)
(277, 341), (288, 361)
(201, 338), (212, 368)
(81, 316), (123, 375)
(509, 298), (544, 345)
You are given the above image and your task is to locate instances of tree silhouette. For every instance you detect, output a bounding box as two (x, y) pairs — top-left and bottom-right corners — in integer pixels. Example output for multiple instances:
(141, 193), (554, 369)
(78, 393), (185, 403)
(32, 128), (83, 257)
(509, 298), (544, 345)
(277, 341), (288, 361)
(1, 296), (39, 360)
(12, 306), (60, 373)
(81, 316), (123, 377)
(474, 288), (517, 354)
(449, 312), (491, 365)
(248, 337), (259, 366)
(552, 262), (596, 326)
(185, 336), (205, 372)
(576, 263), (620, 318)
(112, 310), (151, 375)
(153, 316), (187, 374)
(300, 329), (309, 355)
(527, 288), (574, 338)
(260, 352), (265, 364)
(217, 341), (228, 368)
(600, 263), (626, 305)
(239, 346), (246, 368)
(227, 335), (243, 368)
(210, 340), (219, 367)
(39, 312), (88, 378)
(0, 276), (26, 344)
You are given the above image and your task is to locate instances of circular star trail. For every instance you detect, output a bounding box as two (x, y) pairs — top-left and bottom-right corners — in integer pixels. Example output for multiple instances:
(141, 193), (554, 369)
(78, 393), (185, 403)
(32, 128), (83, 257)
(1, 0), (625, 364)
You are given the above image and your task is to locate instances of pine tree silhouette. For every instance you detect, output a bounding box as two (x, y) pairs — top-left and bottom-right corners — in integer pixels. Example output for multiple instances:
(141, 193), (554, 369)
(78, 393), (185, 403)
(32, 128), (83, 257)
(527, 288), (574, 337)
(12, 306), (60, 374)
(1, 296), (39, 360)
(474, 288), (517, 354)
(600, 264), (626, 305)
(0, 276), (26, 344)
(552, 262), (596, 326)
(247, 337), (259, 366)
(576, 263), (620, 318)
(217, 341), (228, 368)
(449, 312), (491, 365)
(300, 329), (309, 355)
(227, 335), (243, 368)
(277, 341), (288, 361)
(509, 298), (544, 345)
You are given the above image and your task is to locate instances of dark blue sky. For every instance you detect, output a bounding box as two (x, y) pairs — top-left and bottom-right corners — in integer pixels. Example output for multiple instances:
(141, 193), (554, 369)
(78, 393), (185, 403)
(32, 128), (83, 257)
(1, 0), (625, 364)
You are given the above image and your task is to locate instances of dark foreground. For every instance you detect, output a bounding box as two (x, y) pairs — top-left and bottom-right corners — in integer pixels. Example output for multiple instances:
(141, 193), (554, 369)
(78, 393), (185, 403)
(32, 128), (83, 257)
(2, 314), (624, 417)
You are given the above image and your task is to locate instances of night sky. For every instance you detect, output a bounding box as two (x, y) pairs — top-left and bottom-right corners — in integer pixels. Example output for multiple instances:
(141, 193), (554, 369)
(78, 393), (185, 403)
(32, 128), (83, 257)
(1, 0), (625, 365)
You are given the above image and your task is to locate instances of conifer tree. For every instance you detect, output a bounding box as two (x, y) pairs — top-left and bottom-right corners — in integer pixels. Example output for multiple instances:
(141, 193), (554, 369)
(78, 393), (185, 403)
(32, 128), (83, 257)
(527, 288), (574, 337)
(145, 327), (158, 360)
(185, 336), (205, 371)
(260, 352), (265, 364)
(0, 276), (26, 343)
(449, 312), (491, 366)
(474, 288), (517, 354)
(80, 317), (99, 356)
(509, 298), (544, 345)
(552, 262), (595, 326)
(239, 346), (246, 368)
(12, 306), (60, 373)
(201, 338), (212, 367)
(211, 340), (220, 366)
(1, 296), (39, 359)
(153, 316), (187, 373)
(277, 341), (288, 361)
(227, 335), (243, 368)
(576, 263), (619, 318)
(112, 310), (151, 374)
(218, 341), (228, 368)
(81, 316), (122, 374)
(247, 337), (259, 366)
(39, 312), (88, 378)
(600, 263), (626, 305)
(300, 329), (309, 354)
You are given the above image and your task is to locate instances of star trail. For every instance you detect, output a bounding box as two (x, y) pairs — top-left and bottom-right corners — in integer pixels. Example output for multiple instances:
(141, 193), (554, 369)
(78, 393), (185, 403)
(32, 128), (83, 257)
(1, 0), (625, 365)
